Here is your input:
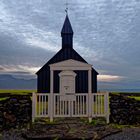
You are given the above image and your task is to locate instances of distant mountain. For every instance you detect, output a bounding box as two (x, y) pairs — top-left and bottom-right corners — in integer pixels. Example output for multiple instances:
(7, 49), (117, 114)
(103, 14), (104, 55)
(0, 74), (36, 89)
(0, 74), (139, 92)
(98, 81), (140, 92)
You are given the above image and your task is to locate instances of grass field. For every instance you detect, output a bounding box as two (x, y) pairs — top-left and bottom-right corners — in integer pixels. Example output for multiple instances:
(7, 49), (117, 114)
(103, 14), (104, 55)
(0, 90), (139, 102)
(128, 96), (140, 101)
(0, 89), (36, 94)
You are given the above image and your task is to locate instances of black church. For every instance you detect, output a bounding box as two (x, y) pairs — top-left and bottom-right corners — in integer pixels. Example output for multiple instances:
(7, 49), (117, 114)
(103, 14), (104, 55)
(36, 15), (98, 93)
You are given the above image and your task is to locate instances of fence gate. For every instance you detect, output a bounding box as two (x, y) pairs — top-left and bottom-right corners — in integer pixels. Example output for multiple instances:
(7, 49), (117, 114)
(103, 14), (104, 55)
(54, 94), (88, 117)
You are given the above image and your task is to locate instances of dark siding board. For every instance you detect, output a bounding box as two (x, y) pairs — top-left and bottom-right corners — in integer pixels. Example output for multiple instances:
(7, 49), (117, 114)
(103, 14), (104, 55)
(37, 74), (41, 93)
(38, 73), (44, 93)
(95, 75), (97, 92)
(85, 71), (88, 92)
(53, 71), (61, 93)
(85, 71), (88, 93)
(79, 72), (82, 92)
(42, 71), (45, 92)
(67, 48), (69, 57)
(46, 68), (50, 93)
(59, 53), (62, 60)
(75, 70), (88, 93)
(43, 71), (45, 91)
(95, 76), (97, 92)
(64, 49), (66, 58)
(78, 72), (80, 92)
(82, 72), (84, 92)
(81, 72), (83, 92)
(92, 70), (97, 93)
(37, 67), (50, 93)
(64, 49), (67, 58)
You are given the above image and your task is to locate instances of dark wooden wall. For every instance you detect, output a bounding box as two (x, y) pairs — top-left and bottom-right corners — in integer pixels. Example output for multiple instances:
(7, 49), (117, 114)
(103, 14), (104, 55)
(75, 70), (88, 93)
(37, 48), (98, 93)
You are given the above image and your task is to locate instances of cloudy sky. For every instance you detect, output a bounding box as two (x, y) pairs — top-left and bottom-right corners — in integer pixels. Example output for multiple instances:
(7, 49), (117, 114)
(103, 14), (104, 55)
(0, 0), (140, 90)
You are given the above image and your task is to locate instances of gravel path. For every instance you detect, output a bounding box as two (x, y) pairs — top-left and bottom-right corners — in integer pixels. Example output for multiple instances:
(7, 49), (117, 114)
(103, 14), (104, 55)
(103, 128), (140, 140)
(1, 128), (140, 140)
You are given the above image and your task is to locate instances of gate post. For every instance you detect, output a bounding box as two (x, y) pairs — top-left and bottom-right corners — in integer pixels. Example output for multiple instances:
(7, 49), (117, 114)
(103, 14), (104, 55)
(88, 93), (92, 123)
(105, 92), (109, 123)
(50, 70), (54, 122)
(88, 69), (92, 123)
(32, 92), (36, 123)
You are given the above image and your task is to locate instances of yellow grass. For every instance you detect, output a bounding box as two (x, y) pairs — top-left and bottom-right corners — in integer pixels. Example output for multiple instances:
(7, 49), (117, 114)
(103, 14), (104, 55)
(0, 89), (36, 94)
(36, 101), (48, 115)
(128, 96), (140, 101)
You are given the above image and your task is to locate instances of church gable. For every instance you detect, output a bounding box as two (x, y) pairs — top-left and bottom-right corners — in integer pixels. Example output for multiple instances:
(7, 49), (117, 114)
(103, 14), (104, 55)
(36, 47), (89, 74)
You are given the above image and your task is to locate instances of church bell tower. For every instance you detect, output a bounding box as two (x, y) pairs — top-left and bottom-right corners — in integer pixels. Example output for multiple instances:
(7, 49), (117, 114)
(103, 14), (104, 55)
(61, 15), (73, 49)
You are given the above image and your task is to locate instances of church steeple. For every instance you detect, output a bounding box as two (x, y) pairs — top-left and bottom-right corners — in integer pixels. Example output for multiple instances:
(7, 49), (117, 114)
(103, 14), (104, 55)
(61, 15), (73, 49)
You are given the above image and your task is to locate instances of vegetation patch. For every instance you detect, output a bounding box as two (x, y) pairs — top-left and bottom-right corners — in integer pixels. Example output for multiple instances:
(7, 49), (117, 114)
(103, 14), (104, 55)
(0, 90), (36, 99)
(0, 89), (36, 94)
(111, 92), (140, 96)
(128, 96), (140, 101)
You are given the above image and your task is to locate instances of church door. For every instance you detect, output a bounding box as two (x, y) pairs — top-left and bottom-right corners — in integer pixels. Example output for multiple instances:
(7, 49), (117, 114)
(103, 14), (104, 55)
(59, 70), (76, 95)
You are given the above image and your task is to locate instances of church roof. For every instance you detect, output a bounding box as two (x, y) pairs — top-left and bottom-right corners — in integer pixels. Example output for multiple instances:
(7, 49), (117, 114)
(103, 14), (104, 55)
(36, 47), (98, 75)
(61, 15), (73, 35)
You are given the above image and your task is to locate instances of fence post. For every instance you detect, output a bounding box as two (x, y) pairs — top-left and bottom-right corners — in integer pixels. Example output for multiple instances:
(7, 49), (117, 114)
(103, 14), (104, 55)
(88, 93), (92, 123)
(88, 69), (92, 123)
(32, 92), (36, 123)
(105, 92), (109, 124)
(50, 70), (54, 122)
(49, 93), (54, 122)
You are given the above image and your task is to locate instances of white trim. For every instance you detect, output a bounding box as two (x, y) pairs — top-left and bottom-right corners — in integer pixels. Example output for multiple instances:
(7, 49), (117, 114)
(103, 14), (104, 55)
(50, 70), (53, 93)
(50, 66), (92, 70)
(50, 70), (54, 122)
(50, 59), (92, 67)
(49, 59), (92, 71)
(59, 70), (77, 77)
(88, 70), (92, 93)
(88, 69), (92, 122)
(32, 92), (36, 122)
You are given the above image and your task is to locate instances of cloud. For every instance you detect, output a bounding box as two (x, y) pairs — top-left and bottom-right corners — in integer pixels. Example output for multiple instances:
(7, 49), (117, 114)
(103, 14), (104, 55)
(0, 64), (40, 80)
(98, 74), (123, 82)
(0, 66), (4, 71)
(26, 37), (59, 52)
(0, 65), (39, 74)
(0, 64), (41, 81)
(0, 32), (55, 67)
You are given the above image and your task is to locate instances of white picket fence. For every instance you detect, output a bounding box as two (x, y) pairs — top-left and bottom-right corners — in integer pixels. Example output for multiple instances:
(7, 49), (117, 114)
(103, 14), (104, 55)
(32, 93), (109, 123)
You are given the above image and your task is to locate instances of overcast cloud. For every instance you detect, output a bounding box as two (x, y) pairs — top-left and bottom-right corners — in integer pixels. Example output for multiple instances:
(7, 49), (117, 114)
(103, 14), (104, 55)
(0, 0), (140, 89)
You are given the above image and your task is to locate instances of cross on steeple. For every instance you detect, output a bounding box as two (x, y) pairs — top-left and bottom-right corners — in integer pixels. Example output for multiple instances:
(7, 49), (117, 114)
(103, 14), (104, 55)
(65, 1), (69, 15)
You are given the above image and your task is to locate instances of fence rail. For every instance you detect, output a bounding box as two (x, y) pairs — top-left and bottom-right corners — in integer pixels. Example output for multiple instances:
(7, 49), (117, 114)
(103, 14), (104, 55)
(32, 93), (109, 123)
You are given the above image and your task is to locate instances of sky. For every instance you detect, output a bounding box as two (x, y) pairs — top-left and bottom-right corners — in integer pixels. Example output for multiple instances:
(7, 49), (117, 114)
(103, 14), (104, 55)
(0, 0), (140, 90)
